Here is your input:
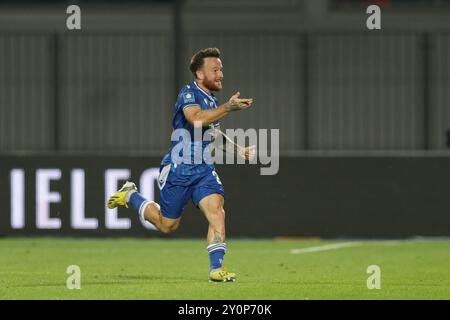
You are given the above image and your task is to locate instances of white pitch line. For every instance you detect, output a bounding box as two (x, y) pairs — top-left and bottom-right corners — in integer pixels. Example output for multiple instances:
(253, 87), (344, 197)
(291, 242), (363, 254)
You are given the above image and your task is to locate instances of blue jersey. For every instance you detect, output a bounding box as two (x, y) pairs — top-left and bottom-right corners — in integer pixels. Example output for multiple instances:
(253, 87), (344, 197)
(161, 81), (220, 176)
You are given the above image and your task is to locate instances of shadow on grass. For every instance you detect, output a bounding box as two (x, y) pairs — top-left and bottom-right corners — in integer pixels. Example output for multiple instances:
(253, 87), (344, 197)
(116, 274), (200, 282)
(7, 274), (214, 288)
(7, 281), (135, 288)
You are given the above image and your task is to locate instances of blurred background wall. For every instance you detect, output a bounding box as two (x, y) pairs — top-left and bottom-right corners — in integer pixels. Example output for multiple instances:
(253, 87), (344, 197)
(1, 0), (450, 238)
(1, 0), (450, 155)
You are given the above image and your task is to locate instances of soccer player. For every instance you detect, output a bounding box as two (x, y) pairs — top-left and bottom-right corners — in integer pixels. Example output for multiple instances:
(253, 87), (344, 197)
(107, 48), (254, 282)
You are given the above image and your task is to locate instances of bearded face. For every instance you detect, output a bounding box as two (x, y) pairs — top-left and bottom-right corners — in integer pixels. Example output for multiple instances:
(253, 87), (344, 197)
(197, 57), (223, 92)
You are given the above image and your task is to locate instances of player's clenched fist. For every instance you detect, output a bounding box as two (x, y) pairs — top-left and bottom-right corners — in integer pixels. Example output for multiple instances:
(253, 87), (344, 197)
(225, 91), (253, 112)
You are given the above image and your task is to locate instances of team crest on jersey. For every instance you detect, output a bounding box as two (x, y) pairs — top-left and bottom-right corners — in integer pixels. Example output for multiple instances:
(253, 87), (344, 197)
(183, 92), (195, 103)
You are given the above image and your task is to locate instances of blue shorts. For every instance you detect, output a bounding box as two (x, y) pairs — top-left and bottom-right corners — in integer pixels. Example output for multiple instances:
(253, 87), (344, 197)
(158, 164), (225, 219)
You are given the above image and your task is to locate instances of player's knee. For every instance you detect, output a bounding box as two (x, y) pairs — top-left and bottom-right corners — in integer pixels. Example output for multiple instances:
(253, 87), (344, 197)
(159, 220), (179, 234)
(210, 211), (226, 234)
(160, 225), (176, 234)
(210, 205), (225, 219)
(160, 228), (171, 234)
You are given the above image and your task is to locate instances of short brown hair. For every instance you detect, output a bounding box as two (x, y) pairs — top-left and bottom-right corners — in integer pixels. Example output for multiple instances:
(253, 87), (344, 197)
(189, 48), (221, 78)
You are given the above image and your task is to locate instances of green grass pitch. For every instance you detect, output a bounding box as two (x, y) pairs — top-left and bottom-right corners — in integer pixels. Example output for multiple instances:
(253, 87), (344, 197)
(1, 238), (449, 299)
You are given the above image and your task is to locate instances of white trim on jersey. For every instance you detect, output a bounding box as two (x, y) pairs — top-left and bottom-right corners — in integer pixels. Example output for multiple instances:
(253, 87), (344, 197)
(193, 81), (216, 104)
(182, 103), (200, 110)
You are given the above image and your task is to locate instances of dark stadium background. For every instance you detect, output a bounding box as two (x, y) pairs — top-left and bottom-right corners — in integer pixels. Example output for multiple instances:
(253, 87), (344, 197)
(1, 0), (450, 239)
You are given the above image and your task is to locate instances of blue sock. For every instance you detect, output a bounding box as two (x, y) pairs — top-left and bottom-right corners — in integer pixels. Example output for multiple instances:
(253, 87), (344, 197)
(207, 243), (226, 271)
(127, 192), (148, 216)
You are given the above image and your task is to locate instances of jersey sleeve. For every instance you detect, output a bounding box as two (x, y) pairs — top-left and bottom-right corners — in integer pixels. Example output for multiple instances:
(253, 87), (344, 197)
(178, 90), (201, 111)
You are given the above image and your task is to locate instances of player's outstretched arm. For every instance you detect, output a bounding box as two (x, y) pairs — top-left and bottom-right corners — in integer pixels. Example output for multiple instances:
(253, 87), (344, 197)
(223, 91), (253, 112)
(183, 91), (253, 127)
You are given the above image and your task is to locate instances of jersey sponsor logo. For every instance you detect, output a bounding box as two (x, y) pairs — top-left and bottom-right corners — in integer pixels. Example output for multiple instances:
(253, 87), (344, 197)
(183, 92), (195, 104)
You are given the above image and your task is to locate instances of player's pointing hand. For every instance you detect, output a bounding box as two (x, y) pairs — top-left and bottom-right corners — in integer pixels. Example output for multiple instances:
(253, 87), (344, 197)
(225, 91), (253, 112)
